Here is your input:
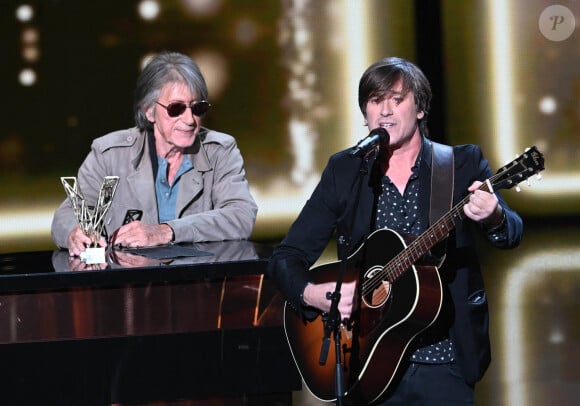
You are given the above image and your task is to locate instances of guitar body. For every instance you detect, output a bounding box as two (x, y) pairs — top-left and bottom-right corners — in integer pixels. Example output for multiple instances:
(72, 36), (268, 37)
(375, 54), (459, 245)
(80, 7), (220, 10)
(284, 228), (443, 403)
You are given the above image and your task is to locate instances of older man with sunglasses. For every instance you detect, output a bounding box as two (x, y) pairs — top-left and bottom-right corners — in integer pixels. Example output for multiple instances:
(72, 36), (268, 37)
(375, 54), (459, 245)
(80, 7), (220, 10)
(52, 51), (257, 256)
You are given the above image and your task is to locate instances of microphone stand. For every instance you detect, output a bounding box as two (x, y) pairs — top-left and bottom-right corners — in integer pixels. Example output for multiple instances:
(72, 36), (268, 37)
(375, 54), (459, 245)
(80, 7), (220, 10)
(318, 148), (374, 406)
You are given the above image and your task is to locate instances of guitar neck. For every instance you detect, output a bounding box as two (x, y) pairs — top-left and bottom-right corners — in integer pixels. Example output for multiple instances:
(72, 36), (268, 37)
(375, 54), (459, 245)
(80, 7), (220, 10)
(387, 181), (492, 281)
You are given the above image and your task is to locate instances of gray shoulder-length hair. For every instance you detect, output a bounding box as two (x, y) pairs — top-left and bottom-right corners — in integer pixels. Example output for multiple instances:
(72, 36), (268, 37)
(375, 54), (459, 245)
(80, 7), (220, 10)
(134, 51), (209, 131)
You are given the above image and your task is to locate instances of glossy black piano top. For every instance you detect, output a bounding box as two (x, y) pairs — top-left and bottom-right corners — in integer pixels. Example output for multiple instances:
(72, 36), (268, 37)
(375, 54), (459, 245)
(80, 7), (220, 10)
(0, 240), (274, 292)
(0, 241), (300, 404)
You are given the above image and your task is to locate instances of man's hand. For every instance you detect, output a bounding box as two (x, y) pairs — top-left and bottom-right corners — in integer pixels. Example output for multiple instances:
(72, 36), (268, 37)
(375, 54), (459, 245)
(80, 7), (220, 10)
(463, 181), (504, 227)
(109, 221), (173, 248)
(303, 281), (357, 321)
(67, 225), (106, 257)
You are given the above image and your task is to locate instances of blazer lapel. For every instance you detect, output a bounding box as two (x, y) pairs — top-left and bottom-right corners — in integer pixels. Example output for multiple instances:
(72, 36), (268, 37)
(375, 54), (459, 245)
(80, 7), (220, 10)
(418, 137), (433, 230)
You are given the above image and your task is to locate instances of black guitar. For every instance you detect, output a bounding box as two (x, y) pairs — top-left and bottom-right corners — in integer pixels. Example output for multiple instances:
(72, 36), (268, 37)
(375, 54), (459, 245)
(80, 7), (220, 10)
(284, 146), (545, 403)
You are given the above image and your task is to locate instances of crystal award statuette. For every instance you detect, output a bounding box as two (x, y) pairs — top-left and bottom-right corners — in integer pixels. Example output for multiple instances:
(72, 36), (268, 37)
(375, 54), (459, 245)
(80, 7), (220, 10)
(60, 176), (120, 264)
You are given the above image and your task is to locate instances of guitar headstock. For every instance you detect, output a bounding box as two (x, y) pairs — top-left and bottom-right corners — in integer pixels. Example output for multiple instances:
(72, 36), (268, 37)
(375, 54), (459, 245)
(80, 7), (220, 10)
(492, 146), (545, 191)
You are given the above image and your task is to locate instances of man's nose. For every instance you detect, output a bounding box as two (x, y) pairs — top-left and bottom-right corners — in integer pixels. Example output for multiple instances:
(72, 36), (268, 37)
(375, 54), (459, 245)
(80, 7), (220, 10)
(182, 105), (196, 124)
(380, 100), (393, 115)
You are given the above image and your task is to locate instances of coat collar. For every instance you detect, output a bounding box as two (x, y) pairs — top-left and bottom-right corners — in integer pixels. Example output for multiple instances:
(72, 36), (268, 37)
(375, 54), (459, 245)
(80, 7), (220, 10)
(130, 127), (214, 174)
(127, 128), (215, 217)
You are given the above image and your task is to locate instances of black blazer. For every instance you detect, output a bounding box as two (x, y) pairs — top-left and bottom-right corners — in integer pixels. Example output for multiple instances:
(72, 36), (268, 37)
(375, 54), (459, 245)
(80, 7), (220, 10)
(268, 137), (523, 384)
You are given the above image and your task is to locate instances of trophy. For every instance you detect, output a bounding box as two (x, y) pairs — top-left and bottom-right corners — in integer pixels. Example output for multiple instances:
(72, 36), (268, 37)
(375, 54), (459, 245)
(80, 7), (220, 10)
(60, 176), (120, 264)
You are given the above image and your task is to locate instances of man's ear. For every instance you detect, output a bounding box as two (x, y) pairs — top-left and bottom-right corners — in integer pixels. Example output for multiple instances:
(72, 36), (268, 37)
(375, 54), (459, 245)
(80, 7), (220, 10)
(145, 105), (155, 122)
(417, 110), (425, 119)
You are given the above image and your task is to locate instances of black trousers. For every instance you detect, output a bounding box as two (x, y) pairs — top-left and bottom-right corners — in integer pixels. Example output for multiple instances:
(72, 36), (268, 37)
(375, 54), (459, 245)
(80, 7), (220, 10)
(371, 362), (475, 405)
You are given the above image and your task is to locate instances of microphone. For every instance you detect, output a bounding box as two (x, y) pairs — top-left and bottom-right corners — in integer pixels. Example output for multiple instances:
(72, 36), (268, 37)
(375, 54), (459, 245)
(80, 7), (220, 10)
(349, 127), (389, 157)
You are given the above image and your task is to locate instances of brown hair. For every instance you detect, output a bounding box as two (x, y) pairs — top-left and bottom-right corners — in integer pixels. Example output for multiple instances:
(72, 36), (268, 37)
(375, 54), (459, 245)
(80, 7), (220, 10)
(358, 57), (432, 137)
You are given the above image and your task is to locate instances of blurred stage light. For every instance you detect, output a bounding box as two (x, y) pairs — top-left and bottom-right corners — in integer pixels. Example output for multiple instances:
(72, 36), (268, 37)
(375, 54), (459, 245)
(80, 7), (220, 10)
(181, 0), (222, 16)
(138, 0), (160, 21)
(191, 50), (229, 98)
(15, 4), (34, 22)
(18, 68), (36, 86)
(235, 18), (258, 46)
(341, 0), (374, 146)
(22, 46), (39, 63)
(0, 204), (54, 240)
(21, 27), (40, 62)
(538, 96), (557, 115)
(489, 0), (517, 163)
(21, 27), (38, 44)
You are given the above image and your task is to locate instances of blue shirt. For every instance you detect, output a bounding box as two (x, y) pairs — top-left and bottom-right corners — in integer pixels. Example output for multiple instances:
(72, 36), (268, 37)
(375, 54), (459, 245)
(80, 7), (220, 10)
(155, 156), (193, 223)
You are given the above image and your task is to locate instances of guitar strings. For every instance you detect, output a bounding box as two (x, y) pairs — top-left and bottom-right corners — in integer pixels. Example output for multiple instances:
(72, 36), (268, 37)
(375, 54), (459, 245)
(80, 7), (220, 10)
(360, 150), (540, 305)
(360, 174), (501, 300)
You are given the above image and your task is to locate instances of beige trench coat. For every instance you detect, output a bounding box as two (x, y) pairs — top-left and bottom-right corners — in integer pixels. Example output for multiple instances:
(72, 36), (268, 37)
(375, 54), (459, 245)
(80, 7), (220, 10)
(51, 127), (257, 248)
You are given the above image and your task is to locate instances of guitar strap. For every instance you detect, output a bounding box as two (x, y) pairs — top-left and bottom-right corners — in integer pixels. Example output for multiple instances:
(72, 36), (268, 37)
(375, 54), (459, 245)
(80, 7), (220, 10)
(429, 141), (454, 259)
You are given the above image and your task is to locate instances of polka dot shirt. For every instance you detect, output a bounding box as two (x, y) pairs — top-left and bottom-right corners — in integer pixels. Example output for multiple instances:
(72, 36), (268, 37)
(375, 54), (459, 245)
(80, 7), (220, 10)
(375, 155), (455, 364)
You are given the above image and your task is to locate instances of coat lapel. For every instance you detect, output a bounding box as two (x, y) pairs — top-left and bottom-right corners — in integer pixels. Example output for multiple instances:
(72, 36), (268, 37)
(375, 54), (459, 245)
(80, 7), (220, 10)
(126, 131), (214, 220)
(127, 134), (158, 221)
(175, 138), (213, 216)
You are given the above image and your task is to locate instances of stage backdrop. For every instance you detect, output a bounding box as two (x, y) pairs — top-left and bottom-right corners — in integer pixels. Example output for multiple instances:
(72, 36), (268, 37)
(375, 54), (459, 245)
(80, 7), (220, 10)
(1, 0), (578, 245)
(0, 2), (579, 406)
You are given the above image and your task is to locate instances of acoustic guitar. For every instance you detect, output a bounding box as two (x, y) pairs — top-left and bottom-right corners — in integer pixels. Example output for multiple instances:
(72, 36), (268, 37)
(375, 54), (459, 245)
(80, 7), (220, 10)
(284, 146), (545, 403)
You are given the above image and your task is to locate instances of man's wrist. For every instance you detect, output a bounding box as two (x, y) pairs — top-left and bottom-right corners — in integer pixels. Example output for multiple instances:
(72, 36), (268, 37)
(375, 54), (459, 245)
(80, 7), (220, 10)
(162, 223), (175, 243)
(485, 206), (505, 231)
(486, 208), (506, 233)
(301, 283), (312, 306)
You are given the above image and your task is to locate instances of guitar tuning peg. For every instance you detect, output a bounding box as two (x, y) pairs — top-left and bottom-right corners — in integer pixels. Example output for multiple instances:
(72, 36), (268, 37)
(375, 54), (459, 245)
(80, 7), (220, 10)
(536, 174), (542, 181)
(515, 185), (521, 192)
(525, 147), (530, 151)
(526, 179), (531, 187)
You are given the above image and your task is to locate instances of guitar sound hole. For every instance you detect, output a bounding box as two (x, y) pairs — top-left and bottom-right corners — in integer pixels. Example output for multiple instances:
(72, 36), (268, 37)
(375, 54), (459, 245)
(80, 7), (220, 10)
(363, 280), (391, 308)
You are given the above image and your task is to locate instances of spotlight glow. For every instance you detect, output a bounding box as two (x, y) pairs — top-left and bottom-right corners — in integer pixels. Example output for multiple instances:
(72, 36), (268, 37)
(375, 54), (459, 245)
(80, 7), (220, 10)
(538, 96), (557, 115)
(489, 0), (516, 163)
(15, 4), (34, 22)
(138, 0), (160, 21)
(21, 27), (39, 44)
(344, 0), (369, 145)
(190, 50), (229, 98)
(181, 0), (222, 16)
(18, 68), (36, 86)
(22, 46), (39, 62)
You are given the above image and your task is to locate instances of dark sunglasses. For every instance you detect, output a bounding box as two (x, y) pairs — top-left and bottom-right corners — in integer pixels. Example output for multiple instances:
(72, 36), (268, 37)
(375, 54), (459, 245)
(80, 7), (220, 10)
(155, 100), (211, 117)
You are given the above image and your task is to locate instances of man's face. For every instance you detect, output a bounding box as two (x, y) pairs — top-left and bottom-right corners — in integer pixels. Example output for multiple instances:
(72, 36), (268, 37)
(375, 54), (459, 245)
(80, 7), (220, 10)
(364, 80), (424, 148)
(145, 81), (203, 155)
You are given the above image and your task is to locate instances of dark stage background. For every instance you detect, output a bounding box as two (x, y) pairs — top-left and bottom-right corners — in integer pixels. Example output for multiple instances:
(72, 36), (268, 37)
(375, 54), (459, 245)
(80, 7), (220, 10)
(0, 1), (579, 404)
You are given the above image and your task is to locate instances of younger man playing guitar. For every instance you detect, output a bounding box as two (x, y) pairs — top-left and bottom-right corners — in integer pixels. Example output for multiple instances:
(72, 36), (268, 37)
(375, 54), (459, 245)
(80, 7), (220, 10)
(268, 57), (528, 405)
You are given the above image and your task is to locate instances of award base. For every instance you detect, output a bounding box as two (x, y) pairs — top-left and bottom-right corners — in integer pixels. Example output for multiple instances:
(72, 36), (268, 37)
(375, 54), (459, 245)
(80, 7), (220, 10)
(80, 247), (106, 265)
